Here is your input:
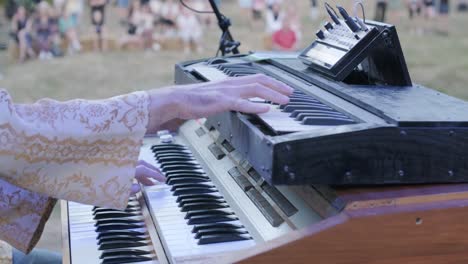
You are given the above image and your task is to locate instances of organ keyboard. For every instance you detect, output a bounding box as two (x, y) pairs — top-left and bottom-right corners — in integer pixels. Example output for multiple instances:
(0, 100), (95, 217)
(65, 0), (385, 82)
(62, 120), (468, 264)
(63, 6), (468, 263)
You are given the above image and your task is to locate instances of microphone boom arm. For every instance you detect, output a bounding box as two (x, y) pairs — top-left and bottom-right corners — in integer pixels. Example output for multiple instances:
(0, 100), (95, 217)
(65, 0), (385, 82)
(208, 0), (240, 56)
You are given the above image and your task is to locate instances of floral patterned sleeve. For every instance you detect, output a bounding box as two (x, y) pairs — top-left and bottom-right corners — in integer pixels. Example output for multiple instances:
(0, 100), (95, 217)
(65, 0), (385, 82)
(0, 89), (150, 253)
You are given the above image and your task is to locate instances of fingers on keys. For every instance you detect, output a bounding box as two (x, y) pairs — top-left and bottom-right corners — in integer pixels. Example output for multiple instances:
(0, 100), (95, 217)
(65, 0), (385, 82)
(135, 161), (166, 186)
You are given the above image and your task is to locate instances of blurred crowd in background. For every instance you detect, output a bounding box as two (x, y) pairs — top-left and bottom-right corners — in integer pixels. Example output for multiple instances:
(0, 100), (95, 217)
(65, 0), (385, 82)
(4, 0), (215, 62)
(1, 0), (467, 63)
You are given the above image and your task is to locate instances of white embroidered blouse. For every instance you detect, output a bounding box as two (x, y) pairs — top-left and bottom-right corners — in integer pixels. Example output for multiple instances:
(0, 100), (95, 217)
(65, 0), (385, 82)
(0, 89), (150, 263)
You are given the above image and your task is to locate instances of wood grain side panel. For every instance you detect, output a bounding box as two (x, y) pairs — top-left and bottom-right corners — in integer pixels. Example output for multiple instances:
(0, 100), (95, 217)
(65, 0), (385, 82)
(233, 201), (468, 264)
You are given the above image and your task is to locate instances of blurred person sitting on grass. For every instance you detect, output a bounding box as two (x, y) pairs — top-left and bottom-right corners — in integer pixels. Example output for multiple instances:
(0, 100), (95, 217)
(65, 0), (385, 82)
(59, 3), (82, 55)
(251, 0), (266, 27)
(119, 0), (156, 51)
(177, 1), (203, 54)
(33, 1), (59, 60)
(407, 0), (422, 19)
(375, 0), (388, 22)
(192, 0), (213, 27)
(272, 15), (297, 51)
(0, 74), (293, 264)
(89, 0), (107, 51)
(406, 0), (423, 34)
(265, 1), (283, 34)
(10, 6), (35, 62)
(138, 3), (156, 50)
(438, 0), (451, 35)
(159, 0), (179, 37)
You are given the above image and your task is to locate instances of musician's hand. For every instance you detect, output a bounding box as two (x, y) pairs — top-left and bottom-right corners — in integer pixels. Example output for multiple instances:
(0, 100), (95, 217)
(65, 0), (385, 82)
(158, 118), (186, 132)
(131, 160), (165, 195)
(146, 74), (293, 133)
(174, 74), (293, 119)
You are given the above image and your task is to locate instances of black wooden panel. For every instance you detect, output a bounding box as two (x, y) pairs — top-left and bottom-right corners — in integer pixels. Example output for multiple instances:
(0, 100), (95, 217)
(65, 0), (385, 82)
(272, 126), (468, 185)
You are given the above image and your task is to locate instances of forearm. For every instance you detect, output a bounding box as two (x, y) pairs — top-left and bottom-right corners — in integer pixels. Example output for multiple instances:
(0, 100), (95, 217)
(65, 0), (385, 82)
(0, 90), (149, 209)
(146, 87), (181, 134)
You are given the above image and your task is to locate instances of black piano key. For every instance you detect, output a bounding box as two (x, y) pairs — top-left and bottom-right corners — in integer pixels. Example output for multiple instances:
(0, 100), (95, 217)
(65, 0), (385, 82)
(171, 182), (215, 191)
(192, 222), (244, 233)
(154, 147), (190, 153)
(166, 172), (208, 178)
(302, 116), (356, 125)
(195, 228), (248, 239)
(93, 204), (139, 211)
(283, 104), (333, 113)
(166, 175), (209, 183)
(155, 150), (192, 155)
(167, 177), (210, 185)
(96, 223), (145, 232)
(159, 160), (200, 167)
(152, 144), (188, 151)
(151, 144), (187, 151)
(154, 152), (192, 159)
(165, 170), (206, 177)
(97, 231), (147, 240)
(93, 208), (140, 214)
(181, 202), (229, 212)
(163, 167), (204, 175)
(100, 249), (151, 259)
(295, 113), (351, 122)
(286, 101), (332, 107)
(290, 92), (318, 97)
(185, 209), (233, 220)
(288, 98), (321, 105)
(176, 193), (223, 203)
(95, 219), (143, 226)
(187, 214), (238, 225)
(290, 109), (345, 118)
(178, 197), (225, 207)
(98, 240), (148, 250)
(197, 234), (251, 245)
(101, 255), (153, 264)
(160, 164), (202, 171)
(98, 235), (149, 244)
(172, 186), (218, 196)
(173, 187), (217, 196)
(226, 69), (262, 74)
(153, 149), (188, 156)
(93, 212), (142, 220)
(157, 156), (196, 163)
(279, 98), (321, 109)
(161, 165), (202, 172)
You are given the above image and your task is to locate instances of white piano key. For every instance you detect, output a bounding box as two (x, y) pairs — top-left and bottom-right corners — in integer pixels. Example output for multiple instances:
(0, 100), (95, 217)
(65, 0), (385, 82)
(144, 183), (255, 263)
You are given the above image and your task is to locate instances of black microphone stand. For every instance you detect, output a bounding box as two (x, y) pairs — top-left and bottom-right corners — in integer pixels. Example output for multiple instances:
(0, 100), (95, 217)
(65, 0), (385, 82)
(208, 0), (240, 56)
